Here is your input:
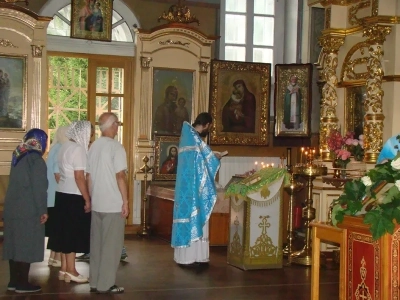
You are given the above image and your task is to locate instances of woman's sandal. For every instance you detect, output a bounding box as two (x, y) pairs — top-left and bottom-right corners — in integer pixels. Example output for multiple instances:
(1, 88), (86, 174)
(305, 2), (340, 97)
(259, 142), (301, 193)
(58, 271), (66, 281)
(64, 272), (88, 283)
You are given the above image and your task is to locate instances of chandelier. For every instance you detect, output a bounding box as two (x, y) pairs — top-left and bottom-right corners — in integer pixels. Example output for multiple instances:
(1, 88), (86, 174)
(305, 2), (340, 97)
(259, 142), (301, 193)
(1, 0), (29, 5)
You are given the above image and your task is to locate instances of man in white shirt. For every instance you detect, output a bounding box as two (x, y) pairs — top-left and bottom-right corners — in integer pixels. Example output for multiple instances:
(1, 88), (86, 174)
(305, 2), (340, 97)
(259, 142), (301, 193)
(86, 112), (129, 294)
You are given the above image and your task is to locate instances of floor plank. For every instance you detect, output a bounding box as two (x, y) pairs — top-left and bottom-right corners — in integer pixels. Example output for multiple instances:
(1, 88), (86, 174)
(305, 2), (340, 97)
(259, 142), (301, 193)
(0, 235), (339, 299)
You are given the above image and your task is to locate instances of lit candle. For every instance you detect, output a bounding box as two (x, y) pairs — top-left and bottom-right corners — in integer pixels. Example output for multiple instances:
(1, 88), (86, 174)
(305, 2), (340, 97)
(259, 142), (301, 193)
(266, 164), (270, 168)
(271, 163), (274, 168)
(255, 161), (258, 171)
(287, 148), (292, 166)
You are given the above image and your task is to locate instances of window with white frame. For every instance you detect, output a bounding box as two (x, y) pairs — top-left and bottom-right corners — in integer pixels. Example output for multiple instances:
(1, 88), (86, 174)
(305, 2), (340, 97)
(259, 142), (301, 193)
(220, 0), (284, 67)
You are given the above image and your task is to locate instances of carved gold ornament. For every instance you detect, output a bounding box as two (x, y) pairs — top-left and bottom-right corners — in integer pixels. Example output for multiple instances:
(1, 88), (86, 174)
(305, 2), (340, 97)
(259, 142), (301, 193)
(348, 0), (370, 26)
(158, 39), (190, 48)
(363, 25), (392, 45)
(198, 61), (209, 73)
(158, 0), (200, 26)
(341, 42), (369, 81)
(140, 56), (152, 68)
(319, 35), (345, 54)
(318, 35), (344, 161)
(0, 38), (17, 48)
(362, 24), (391, 163)
(354, 257), (372, 300)
(31, 45), (43, 58)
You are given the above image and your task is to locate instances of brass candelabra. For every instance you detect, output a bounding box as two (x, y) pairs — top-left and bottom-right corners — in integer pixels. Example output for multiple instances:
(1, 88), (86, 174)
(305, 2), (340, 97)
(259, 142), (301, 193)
(290, 149), (327, 266)
(283, 173), (304, 264)
(137, 155), (152, 237)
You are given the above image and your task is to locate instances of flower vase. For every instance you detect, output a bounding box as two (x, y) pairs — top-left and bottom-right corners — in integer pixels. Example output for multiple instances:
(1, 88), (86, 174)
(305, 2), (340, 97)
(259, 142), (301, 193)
(339, 162), (349, 179)
(332, 159), (341, 179)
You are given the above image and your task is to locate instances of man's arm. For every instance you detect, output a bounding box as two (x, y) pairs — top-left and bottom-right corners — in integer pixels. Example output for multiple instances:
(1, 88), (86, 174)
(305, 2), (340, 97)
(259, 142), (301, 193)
(116, 170), (129, 218)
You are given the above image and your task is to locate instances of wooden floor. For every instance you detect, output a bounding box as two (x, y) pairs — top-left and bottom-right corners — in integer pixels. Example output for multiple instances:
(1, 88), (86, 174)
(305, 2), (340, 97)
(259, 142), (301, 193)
(0, 235), (339, 299)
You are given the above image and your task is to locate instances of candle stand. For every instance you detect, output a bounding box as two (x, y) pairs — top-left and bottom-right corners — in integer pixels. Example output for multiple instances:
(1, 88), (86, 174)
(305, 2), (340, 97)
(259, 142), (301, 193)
(137, 155), (152, 237)
(290, 150), (327, 266)
(282, 173), (304, 264)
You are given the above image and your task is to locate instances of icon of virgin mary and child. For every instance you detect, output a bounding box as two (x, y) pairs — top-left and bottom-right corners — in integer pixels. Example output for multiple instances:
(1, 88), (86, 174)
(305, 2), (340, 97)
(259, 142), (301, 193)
(79, 0), (104, 33)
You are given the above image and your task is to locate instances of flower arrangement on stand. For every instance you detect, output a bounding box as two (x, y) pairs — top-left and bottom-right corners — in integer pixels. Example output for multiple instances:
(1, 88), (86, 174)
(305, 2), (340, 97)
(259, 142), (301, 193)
(331, 151), (400, 240)
(344, 132), (364, 161)
(327, 130), (364, 178)
(327, 129), (351, 178)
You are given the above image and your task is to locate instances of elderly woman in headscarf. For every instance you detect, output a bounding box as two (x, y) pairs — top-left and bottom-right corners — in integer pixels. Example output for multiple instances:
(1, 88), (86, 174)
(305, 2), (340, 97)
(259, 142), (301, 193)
(46, 126), (69, 268)
(52, 120), (91, 284)
(2, 128), (48, 293)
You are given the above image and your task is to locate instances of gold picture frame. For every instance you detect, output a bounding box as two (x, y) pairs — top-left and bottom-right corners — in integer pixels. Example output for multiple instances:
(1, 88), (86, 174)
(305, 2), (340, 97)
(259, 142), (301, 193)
(0, 54), (27, 131)
(274, 64), (312, 137)
(70, 0), (113, 42)
(345, 84), (366, 138)
(153, 134), (180, 181)
(209, 60), (271, 146)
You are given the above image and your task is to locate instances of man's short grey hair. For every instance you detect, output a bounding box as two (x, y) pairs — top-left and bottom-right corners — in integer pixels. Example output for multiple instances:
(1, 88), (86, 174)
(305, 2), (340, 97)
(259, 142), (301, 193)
(99, 113), (118, 132)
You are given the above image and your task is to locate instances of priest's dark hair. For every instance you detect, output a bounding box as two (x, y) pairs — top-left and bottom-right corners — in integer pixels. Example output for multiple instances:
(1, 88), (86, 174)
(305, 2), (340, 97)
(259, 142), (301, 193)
(192, 112), (212, 127)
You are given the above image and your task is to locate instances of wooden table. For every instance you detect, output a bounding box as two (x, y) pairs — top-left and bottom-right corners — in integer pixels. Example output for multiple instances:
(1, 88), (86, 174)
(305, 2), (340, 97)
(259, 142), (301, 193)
(311, 222), (347, 300)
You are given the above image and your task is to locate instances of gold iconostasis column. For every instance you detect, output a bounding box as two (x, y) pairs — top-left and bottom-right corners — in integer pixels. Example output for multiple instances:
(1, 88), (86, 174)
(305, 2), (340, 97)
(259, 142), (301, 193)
(363, 25), (391, 163)
(318, 35), (345, 161)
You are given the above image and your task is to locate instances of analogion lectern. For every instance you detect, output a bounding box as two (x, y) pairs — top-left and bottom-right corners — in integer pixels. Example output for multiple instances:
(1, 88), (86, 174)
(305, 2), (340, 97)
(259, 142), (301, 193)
(226, 168), (289, 270)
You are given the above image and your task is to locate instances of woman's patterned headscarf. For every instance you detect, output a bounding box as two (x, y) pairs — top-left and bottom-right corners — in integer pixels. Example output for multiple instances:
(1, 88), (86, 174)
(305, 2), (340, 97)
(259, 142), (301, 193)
(12, 128), (48, 166)
(66, 121), (91, 152)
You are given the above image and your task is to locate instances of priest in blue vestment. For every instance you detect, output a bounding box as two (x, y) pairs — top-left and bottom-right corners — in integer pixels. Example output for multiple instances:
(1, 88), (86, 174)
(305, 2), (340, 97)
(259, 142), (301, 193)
(171, 112), (221, 267)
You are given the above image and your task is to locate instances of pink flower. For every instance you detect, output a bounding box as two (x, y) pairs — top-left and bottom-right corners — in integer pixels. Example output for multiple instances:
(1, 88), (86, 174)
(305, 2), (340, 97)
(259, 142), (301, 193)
(345, 138), (354, 145)
(335, 149), (351, 160)
(352, 140), (359, 146)
(359, 135), (364, 141)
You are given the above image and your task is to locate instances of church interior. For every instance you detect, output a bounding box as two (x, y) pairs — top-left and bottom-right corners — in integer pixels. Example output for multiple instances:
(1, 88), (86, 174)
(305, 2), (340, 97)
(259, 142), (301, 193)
(1, 0), (400, 299)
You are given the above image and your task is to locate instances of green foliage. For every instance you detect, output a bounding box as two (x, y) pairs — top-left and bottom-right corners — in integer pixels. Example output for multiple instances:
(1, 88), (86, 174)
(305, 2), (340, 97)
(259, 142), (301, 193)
(48, 56), (89, 132)
(332, 155), (400, 240)
(363, 209), (395, 240)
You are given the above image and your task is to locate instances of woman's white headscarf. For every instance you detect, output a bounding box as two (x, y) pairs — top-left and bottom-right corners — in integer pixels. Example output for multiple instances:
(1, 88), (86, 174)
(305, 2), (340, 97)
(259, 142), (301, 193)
(66, 121), (92, 152)
(51, 125), (69, 146)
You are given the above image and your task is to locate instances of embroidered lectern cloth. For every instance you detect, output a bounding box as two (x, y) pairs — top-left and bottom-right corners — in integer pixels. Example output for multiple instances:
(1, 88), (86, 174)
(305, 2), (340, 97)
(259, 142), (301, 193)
(226, 168), (289, 270)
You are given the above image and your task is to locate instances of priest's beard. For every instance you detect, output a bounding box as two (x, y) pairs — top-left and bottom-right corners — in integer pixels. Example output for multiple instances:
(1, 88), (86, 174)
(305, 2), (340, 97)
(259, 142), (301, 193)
(199, 130), (209, 138)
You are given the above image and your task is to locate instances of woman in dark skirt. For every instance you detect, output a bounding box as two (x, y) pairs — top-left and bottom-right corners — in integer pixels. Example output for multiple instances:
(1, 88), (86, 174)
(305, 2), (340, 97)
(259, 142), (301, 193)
(2, 128), (48, 293)
(46, 125), (69, 267)
(52, 120), (91, 283)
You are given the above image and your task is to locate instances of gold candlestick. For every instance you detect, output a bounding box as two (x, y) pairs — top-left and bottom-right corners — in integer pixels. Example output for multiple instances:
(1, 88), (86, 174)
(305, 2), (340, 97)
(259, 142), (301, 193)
(283, 173), (304, 264)
(291, 148), (328, 266)
(290, 162), (327, 266)
(137, 155), (152, 237)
